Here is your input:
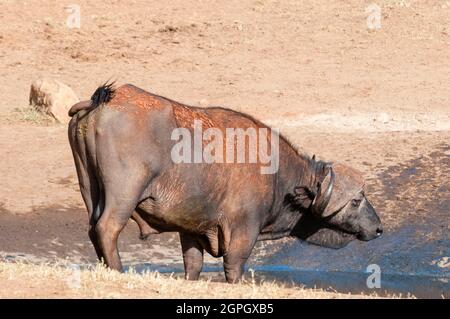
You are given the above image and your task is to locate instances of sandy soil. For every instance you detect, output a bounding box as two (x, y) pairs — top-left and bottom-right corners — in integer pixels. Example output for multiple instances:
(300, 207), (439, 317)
(0, 1), (449, 298)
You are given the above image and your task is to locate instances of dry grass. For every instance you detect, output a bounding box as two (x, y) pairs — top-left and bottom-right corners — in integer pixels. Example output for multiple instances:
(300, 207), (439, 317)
(0, 261), (393, 299)
(9, 107), (55, 125)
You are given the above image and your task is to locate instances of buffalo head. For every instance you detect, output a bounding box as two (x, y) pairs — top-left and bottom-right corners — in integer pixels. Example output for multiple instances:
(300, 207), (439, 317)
(292, 163), (382, 248)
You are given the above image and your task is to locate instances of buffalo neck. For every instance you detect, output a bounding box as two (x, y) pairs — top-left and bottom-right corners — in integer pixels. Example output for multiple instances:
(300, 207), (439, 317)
(259, 138), (320, 240)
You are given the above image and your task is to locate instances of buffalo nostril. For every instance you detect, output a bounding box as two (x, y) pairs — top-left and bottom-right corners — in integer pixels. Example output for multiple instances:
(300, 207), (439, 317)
(376, 227), (383, 236)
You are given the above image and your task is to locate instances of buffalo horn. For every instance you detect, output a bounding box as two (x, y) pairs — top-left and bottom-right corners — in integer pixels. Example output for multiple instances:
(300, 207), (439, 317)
(312, 166), (335, 216)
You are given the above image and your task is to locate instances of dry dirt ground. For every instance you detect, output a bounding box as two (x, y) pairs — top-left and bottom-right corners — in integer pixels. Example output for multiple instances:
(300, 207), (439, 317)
(0, 1), (449, 298)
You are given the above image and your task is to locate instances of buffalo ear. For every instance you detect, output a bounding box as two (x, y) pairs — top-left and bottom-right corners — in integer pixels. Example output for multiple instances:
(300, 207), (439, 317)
(293, 186), (315, 208)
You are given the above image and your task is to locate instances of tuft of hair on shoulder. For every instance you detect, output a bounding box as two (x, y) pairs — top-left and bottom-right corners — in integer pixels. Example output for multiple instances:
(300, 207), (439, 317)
(90, 81), (116, 108)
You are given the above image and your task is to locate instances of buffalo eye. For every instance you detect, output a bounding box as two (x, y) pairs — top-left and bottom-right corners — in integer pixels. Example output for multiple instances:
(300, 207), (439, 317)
(351, 199), (362, 207)
(293, 186), (315, 208)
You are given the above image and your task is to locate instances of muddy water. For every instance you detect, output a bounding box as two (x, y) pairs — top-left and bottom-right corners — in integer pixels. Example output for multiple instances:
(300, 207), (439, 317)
(0, 146), (448, 297)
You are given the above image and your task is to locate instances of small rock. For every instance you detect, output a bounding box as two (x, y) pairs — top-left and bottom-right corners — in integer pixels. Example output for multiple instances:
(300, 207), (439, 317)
(159, 25), (179, 33)
(29, 78), (79, 124)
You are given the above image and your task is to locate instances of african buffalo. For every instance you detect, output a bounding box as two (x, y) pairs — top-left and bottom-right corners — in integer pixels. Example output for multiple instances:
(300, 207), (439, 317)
(68, 83), (382, 283)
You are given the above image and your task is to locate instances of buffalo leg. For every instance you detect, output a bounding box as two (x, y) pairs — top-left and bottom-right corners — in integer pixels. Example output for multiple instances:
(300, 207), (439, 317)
(223, 229), (258, 283)
(180, 233), (204, 280)
(88, 225), (104, 261)
(69, 117), (104, 261)
(94, 130), (152, 270)
(95, 200), (137, 271)
(131, 211), (160, 240)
